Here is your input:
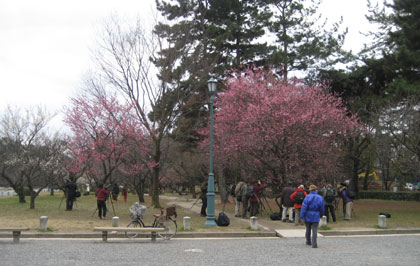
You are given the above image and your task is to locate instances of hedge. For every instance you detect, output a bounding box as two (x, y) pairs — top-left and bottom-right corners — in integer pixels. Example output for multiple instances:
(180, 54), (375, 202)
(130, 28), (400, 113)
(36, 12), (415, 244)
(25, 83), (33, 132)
(358, 191), (420, 201)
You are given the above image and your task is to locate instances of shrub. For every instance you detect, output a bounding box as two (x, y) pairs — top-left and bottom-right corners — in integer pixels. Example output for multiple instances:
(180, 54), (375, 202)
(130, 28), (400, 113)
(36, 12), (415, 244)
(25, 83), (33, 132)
(358, 191), (420, 201)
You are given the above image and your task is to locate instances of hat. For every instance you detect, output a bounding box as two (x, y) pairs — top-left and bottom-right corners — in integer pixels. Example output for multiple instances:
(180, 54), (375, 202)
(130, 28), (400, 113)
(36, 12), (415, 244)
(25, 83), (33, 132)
(309, 185), (317, 191)
(298, 185), (304, 189)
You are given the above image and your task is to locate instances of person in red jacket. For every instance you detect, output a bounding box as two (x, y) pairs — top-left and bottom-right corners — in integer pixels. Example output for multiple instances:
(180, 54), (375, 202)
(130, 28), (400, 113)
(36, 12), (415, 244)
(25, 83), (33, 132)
(249, 180), (265, 217)
(96, 183), (110, 219)
(122, 187), (128, 202)
(290, 185), (307, 225)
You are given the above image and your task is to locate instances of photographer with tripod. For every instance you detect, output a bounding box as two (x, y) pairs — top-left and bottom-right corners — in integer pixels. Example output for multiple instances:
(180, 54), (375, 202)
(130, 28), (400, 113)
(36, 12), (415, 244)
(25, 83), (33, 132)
(96, 183), (110, 219)
(249, 179), (264, 217)
(64, 177), (78, 211)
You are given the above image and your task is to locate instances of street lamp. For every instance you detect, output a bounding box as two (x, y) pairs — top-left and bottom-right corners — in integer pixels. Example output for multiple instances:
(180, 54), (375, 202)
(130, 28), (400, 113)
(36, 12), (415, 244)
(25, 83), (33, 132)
(204, 76), (217, 227)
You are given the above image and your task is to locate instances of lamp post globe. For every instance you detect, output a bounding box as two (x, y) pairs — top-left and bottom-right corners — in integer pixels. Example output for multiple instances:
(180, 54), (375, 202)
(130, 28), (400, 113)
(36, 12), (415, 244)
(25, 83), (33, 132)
(204, 76), (217, 227)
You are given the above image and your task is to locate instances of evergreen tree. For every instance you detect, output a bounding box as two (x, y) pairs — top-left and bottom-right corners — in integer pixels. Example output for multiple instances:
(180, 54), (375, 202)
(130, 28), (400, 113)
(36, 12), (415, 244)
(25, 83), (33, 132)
(363, 0), (420, 96)
(154, 0), (271, 147)
(267, 0), (349, 79)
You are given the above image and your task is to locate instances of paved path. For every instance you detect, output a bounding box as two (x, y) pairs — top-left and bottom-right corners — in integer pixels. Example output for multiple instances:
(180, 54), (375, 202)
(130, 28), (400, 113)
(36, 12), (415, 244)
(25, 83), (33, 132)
(1, 235), (420, 266)
(162, 195), (312, 236)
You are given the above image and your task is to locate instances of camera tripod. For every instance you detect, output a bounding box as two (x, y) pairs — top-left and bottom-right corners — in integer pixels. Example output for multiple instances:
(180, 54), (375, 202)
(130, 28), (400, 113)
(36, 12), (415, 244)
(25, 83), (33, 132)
(255, 190), (274, 216)
(91, 194), (116, 218)
(58, 192), (78, 210)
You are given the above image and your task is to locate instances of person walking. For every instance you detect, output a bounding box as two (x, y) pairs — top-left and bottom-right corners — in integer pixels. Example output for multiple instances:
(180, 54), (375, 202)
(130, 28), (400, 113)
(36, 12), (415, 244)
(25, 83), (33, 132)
(300, 185), (324, 248)
(339, 184), (353, 220)
(199, 182), (208, 217)
(323, 184), (336, 223)
(64, 177), (78, 211)
(249, 180), (264, 217)
(281, 186), (295, 223)
(96, 183), (110, 219)
(290, 185), (307, 225)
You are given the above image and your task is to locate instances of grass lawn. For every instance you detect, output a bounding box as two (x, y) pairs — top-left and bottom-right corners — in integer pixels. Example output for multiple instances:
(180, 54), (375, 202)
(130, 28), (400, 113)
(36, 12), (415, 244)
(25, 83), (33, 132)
(215, 196), (420, 230)
(1, 192), (420, 232)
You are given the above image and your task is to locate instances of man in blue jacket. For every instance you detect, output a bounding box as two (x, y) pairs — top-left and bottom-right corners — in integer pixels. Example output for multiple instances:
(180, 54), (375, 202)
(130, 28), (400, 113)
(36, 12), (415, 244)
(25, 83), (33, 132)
(300, 185), (324, 248)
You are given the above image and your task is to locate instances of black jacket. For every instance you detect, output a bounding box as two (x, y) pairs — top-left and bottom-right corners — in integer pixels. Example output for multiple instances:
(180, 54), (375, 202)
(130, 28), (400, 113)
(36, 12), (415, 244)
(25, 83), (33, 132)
(65, 182), (78, 198)
(281, 187), (295, 207)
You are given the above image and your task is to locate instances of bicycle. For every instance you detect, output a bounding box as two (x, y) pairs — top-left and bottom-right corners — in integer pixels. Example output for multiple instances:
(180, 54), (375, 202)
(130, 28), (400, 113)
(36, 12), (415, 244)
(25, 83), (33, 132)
(125, 202), (177, 240)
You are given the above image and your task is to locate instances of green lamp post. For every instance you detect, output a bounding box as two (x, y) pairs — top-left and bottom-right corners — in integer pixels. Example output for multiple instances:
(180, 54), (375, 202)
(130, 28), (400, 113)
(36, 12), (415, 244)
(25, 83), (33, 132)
(204, 76), (217, 227)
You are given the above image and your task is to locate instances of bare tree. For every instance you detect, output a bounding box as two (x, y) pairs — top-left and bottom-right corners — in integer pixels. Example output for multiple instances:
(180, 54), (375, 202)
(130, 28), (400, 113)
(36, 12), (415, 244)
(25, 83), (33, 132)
(0, 106), (66, 208)
(90, 15), (181, 208)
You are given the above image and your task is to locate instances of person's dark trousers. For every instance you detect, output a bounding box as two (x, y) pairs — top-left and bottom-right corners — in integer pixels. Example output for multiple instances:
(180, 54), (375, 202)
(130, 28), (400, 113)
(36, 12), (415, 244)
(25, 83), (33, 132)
(97, 200), (107, 218)
(201, 198), (207, 216)
(324, 205), (336, 222)
(242, 197), (249, 218)
(250, 201), (259, 217)
(66, 197), (74, 210)
(343, 200), (346, 216)
(305, 222), (319, 248)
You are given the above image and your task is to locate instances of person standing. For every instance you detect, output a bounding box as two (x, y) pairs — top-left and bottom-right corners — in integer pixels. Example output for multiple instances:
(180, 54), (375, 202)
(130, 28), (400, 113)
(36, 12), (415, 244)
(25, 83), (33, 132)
(112, 183), (119, 201)
(234, 179), (246, 217)
(339, 184), (353, 220)
(64, 177), (78, 211)
(97, 183), (110, 219)
(281, 186), (295, 223)
(122, 187), (128, 202)
(323, 184), (336, 223)
(199, 182), (208, 217)
(249, 180), (264, 217)
(241, 180), (252, 218)
(300, 185), (324, 248)
(290, 185), (307, 225)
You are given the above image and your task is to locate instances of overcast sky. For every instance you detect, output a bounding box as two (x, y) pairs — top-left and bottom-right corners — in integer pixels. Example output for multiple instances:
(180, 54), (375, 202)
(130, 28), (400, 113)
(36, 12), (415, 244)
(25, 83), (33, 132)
(0, 0), (377, 132)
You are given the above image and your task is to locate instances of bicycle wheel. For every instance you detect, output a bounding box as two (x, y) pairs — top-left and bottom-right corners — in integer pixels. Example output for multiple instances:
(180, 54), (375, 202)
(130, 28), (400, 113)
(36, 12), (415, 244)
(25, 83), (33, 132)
(125, 221), (143, 238)
(156, 218), (177, 240)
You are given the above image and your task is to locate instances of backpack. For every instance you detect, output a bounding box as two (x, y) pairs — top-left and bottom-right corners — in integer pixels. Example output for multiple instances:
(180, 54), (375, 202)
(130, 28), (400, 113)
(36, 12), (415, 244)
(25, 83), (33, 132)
(216, 212), (230, 226)
(294, 191), (305, 204)
(230, 185), (236, 197)
(347, 190), (356, 199)
(325, 188), (335, 203)
(246, 185), (254, 198)
(270, 212), (282, 220)
(236, 184), (244, 201)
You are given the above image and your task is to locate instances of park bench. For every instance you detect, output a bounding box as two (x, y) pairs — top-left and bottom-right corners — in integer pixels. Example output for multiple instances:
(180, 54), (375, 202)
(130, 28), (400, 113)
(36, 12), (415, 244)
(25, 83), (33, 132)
(0, 227), (30, 243)
(94, 227), (165, 242)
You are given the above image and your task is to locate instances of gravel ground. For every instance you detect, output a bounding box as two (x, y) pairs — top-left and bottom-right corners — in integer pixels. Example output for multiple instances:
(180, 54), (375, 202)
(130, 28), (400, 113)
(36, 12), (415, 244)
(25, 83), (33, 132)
(1, 235), (420, 266)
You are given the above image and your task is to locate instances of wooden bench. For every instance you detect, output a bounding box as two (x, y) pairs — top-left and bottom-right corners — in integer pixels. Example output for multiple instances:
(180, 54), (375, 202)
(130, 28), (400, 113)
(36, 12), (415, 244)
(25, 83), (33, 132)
(93, 227), (165, 242)
(0, 227), (30, 243)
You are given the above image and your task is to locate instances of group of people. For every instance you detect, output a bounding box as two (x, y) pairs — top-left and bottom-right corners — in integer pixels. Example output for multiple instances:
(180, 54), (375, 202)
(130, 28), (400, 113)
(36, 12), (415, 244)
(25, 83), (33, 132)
(280, 181), (355, 248)
(96, 183), (129, 219)
(281, 181), (355, 225)
(232, 179), (265, 218)
(64, 178), (129, 220)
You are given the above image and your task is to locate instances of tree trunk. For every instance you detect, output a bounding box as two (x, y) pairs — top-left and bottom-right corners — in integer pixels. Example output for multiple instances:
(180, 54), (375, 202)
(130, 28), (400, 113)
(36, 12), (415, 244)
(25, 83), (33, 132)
(15, 186), (26, 203)
(135, 178), (145, 203)
(217, 171), (228, 204)
(151, 168), (160, 208)
(30, 195), (36, 209)
(151, 140), (161, 208)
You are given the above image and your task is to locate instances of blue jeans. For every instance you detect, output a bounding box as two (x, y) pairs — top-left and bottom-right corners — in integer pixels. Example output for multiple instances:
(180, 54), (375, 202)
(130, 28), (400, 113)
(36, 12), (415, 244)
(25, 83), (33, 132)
(305, 222), (319, 247)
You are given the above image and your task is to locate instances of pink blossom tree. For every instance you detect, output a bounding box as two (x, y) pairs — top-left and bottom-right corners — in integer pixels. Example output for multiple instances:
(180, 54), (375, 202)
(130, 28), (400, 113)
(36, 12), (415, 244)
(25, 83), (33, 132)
(64, 92), (152, 200)
(203, 68), (364, 187)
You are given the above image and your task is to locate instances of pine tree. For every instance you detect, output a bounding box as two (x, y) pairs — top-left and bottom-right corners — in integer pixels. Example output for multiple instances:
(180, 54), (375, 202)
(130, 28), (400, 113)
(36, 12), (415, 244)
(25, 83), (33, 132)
(154, 0), (271, 147)
(267, 0), (348, 79)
